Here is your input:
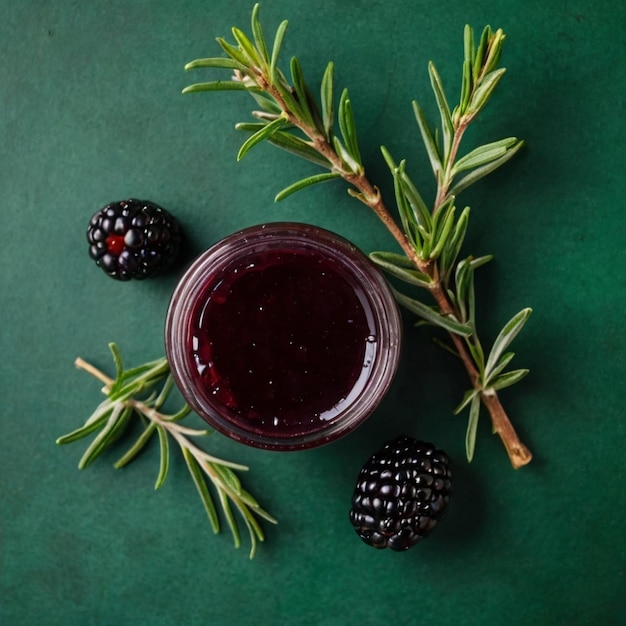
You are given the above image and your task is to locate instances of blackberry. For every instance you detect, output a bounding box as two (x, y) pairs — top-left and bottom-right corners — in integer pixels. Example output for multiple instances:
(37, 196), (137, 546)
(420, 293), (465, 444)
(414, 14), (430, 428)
(349, 436), (452, 551)
(87, 199), (181, 281)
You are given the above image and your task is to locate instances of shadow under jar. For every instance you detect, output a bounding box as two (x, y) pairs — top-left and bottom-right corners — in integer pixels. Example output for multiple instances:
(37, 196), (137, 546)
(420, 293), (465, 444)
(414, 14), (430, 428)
(165, 222), (402, 450)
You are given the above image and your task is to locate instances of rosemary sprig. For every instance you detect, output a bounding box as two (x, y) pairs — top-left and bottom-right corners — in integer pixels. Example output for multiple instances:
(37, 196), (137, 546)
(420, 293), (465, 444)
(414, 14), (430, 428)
(182, 4), (533, 467)
(56, 343), (277, 558)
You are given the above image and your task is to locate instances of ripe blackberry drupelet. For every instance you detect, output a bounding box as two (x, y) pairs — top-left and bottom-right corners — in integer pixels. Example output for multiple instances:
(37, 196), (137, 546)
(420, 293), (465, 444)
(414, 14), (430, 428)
(87, 199), (181, 281)
(349, 436), (453, 550)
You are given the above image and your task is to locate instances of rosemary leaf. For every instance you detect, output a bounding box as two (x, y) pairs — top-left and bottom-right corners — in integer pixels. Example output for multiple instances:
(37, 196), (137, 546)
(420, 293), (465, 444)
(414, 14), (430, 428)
(460, 24), (474, 103)
(381, 146), (430, 235)
(428, 62), (454, 159)
(469, 255), (493, 270)
(465, 394), (481, 461)
(109, 342), (124, 394)
(182, 80), (254, 94)
(272, 78), (304, 121)
(236, 121), (271, 131)
(439, 206), (470, 280)
(268, 132), (332, 168)
(114, 422), (157, 469)
(397, 168), (431, 232)
(449, 139), (524, 197)
(457, 58), (472, 120)
(238, 505), (265, 559)
(56, 405), (114, 445)
(466, 67), (506, 115)
(154, 424), (170, 490)
(451, 137), (519, 177)
(337, 88), (362, 166)
(250, 3), (269, 63)
(117, 358), (169, 386)
(215, 37), (251, 68)
(274, 172), (340, 202)
(429, 201), (457, 260)
(320, 61), (334, 140)
(237, 116), (286, 161)
(483, 351), (516, 385)
(483, 29), (506, 74)
(454, 388), (479, 415)
(290, 56), (316, 128)
(250, 93), (283, 115)
(167, 404), (192, 422)
(467, 338), (485, 374)
(370, 251), (432, 288)
(393, 289), (473, 336)
(78, 404), (132, 469)
(115, 361), (169, 397)
(269, 19), (289, 83)
(489, 369), (529, 392)
(182, 447), (220, 534)
(183, 57), (248, 72)
(237, 490), (278, 524)
(211, 463), (243, 495)
(153, 375), (175, 410)
(463, 24), (475, 65)
(332, 136), (362, 174)
(412, 100), (443, 176)
(473, 26), (492, 81)
(232, 26), (262, 68)
(484, 308), (532, 379)
(452, 254), (492, 324)
(454, 258), (472, 323)
(369, 250), (417, 269)
(217, 486), (242, 549)
(244, 510), (265, 546)
(390, 161), (421, 252)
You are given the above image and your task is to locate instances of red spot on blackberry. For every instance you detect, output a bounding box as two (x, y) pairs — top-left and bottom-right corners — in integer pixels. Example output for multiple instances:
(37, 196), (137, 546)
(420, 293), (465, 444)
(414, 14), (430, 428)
(105, 235), (125, 256)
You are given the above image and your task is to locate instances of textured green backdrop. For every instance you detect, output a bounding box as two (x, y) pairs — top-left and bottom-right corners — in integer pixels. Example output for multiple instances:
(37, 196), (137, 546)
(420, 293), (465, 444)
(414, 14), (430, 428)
(1, 1), (624, 625)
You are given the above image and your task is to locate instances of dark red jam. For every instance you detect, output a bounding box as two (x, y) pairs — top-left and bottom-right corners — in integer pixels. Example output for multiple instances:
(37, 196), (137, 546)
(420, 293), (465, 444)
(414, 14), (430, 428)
(188, 247), (376, 437)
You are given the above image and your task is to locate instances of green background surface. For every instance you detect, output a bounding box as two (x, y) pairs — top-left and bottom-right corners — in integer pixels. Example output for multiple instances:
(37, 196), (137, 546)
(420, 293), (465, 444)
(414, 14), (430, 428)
(1, 1), (624, 625)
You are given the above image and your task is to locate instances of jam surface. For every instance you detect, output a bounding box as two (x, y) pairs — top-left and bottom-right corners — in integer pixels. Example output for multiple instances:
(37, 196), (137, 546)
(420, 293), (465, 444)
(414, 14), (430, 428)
(189, 247), (375, 435)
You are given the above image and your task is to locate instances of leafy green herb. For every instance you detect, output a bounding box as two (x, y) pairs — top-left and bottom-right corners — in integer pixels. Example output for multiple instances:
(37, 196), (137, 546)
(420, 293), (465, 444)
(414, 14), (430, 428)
(183, 4), (533, 467)
(57, 343), (276, 558)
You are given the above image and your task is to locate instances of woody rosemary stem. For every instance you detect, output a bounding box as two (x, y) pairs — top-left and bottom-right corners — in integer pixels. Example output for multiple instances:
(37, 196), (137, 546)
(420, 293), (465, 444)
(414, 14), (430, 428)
(75, 357), (113, 389)
(364, 189), (532, 469)
(259, 76), (532, 468)
(432, 113), (532, 467)
(369, 194), (531, 467)
(482, 391), (532, 468)
(429, 287), (532, 468)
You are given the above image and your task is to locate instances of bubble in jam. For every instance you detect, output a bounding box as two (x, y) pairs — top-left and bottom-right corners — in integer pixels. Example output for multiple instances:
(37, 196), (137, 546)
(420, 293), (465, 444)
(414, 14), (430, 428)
(188, 246), (377, 437)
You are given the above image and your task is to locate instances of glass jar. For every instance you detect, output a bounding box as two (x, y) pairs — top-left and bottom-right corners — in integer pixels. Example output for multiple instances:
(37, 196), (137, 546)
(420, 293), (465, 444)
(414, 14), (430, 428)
(165, 222), (401, 450)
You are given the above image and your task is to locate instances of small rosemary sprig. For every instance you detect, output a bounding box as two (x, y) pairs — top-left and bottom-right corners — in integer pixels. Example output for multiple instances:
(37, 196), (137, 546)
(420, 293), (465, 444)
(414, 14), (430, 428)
(182, 4), (533, 467)
(56, 343), (277, 558)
